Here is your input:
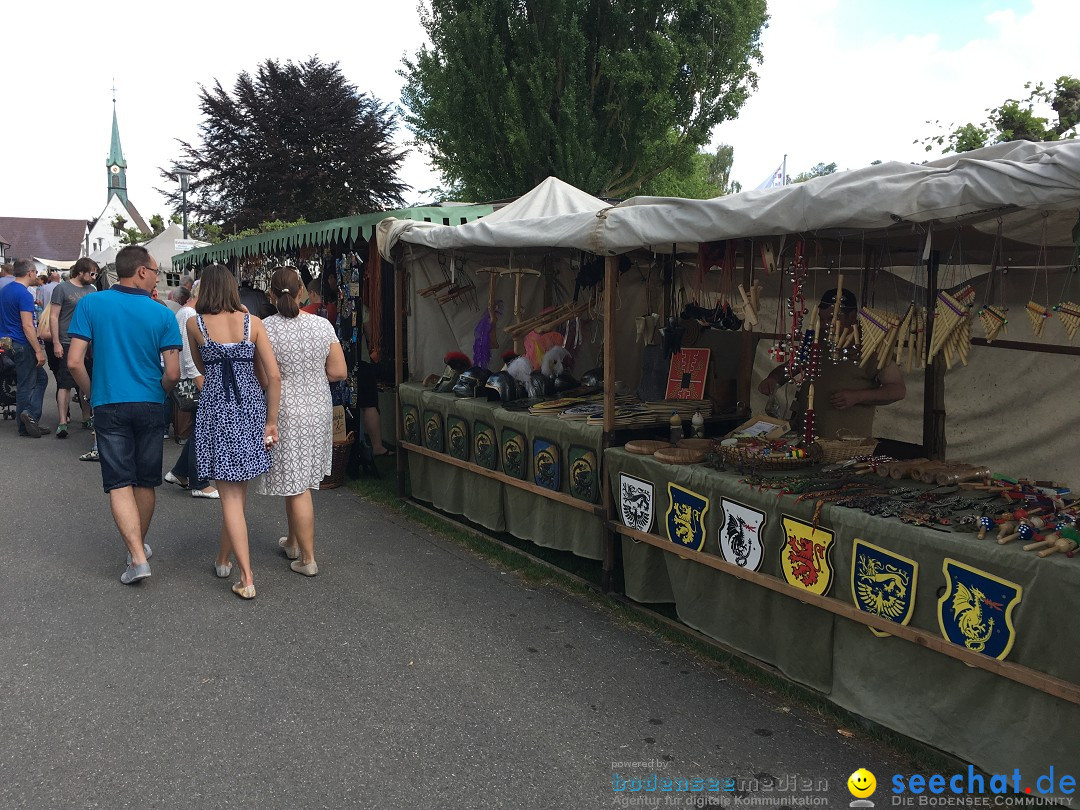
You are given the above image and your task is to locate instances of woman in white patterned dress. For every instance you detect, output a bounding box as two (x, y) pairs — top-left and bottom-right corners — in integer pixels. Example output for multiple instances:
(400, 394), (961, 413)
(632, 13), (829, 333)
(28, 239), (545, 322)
(257, 267), (347, 576)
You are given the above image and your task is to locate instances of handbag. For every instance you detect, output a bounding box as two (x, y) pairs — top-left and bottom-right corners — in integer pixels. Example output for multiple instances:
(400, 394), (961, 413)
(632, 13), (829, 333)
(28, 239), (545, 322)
(171, 377), (200, 413)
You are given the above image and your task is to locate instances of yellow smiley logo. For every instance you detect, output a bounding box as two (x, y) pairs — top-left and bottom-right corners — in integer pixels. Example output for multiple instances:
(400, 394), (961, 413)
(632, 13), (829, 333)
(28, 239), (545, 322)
(848, 768), (877, 798)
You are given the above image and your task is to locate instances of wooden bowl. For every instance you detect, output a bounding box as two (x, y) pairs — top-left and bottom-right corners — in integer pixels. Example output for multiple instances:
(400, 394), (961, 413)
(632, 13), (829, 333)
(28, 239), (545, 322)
(653, 447), (705, 465)
(625, 439), (670, 455)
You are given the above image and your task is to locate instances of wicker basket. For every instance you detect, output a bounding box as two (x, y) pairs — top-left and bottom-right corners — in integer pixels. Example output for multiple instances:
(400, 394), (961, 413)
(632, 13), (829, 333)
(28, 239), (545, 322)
(320, 431), (356, 490)
(813, 430), (878, 463)
(712, 440), (822, 472)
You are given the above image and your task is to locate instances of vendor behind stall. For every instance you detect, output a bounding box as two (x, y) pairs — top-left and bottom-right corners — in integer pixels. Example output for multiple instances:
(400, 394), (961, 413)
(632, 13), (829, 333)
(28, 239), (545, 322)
(758, 288), (905, 440)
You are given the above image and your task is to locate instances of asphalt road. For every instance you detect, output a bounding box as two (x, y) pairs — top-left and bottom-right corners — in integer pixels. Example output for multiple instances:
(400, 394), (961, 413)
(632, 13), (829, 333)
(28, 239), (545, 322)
(0, 389), (919, 809)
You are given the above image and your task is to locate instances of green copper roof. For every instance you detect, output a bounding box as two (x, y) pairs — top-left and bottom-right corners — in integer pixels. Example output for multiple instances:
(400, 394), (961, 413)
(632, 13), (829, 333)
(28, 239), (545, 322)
(171, 203), (495, 269)
(107, 104), (127, 168)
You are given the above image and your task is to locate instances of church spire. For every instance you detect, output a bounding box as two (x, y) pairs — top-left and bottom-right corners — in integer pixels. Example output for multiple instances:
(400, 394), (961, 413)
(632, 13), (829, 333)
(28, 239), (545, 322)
(106, 82), (129, 205)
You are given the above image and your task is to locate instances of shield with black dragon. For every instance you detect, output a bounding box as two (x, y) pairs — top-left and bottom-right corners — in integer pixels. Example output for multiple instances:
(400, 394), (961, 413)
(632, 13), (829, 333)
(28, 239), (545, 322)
(718, 498), (765, 570)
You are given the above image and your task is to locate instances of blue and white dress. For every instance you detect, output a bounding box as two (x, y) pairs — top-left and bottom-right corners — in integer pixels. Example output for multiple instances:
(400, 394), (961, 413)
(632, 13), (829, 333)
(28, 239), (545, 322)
(194, 313), (272, 482)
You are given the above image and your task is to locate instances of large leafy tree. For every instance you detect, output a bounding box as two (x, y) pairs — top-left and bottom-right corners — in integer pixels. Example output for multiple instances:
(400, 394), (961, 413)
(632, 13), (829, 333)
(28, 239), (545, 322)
(922, 75), (1080, 154)
(161, 57), (408, 232)
(642, 143), (741, 199)
(400, 0), (767, 200)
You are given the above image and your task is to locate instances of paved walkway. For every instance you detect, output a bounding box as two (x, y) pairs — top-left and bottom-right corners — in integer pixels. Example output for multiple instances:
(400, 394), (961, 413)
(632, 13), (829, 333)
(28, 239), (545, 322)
(0, 395), (919, 808)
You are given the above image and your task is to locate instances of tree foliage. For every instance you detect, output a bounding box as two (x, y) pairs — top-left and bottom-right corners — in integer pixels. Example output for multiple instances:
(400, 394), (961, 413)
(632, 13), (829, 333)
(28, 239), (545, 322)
(641, 143), (741, 199)
(400, 0), (767, 200)
(161, 57), (408, 232)
(791, 162), (837, 184)
(921, 75), (1080, 154)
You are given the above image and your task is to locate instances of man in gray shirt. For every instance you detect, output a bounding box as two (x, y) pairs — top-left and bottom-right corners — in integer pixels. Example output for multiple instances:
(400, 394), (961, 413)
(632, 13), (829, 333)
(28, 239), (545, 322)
(50, 257), (98, 438)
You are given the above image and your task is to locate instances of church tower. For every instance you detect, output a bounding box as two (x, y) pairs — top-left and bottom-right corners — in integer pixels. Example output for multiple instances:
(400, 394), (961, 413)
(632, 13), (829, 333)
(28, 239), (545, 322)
(106, 90), (129, 205)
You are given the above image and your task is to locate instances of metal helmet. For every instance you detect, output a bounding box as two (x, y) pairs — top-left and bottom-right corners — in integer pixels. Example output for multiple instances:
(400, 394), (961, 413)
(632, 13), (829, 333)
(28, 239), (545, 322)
(553, 371), (580, 394)
(526, 370), (555, 399)
(434, 366), (462, 393)
(484, 370), (519, 403)
(580, 366), (603, 390)
(453, 366), (492, 398)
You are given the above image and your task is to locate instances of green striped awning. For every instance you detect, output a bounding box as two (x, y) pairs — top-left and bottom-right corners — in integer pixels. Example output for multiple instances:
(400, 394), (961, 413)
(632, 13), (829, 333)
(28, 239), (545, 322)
(171, 204), (494, 269)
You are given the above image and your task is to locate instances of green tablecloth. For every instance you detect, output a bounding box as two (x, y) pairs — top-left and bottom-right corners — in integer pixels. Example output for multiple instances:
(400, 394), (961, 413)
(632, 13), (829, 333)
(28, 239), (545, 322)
(399, 383), (605, 559)
(606, 447), (1079, 782)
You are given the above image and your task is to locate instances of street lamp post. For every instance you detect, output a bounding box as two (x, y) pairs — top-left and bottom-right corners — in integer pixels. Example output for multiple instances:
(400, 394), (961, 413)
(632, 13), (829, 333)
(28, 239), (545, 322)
(175, 169), (194, 239)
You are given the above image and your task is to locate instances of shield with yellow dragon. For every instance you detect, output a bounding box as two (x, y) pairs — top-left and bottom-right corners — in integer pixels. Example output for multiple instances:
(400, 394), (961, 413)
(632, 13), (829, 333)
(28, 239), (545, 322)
(447, 416), (469, 461)
(532, 438), (561, 491)
(779, 515), (835, 596)
(665, 483), (709, 553)
(938, 558), (1022, 660)
(851, 539), (918, 637)
(423, 410), (445, 453)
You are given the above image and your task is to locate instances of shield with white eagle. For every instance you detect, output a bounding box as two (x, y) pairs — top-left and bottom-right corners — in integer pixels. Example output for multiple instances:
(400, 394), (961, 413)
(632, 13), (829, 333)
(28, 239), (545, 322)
(619, 474), (654, 533)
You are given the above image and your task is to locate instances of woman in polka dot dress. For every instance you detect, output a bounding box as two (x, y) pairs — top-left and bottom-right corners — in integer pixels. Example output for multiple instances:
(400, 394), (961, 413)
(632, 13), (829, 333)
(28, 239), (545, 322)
(187, 265), (281, 600)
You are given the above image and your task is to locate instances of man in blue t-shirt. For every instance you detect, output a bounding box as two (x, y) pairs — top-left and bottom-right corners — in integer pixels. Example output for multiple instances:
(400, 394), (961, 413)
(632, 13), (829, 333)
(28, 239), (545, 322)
(67, 245), (182, 585)
(0, 258), (48, 436)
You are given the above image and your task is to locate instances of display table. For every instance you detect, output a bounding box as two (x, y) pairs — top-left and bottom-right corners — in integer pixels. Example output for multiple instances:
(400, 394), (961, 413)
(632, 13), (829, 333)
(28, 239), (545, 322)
(399, 382), (606, 559)
(606, 448), (1079, 781)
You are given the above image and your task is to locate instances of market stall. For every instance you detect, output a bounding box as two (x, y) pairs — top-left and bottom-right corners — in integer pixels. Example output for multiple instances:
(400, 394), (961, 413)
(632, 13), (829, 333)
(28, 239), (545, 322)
(379, 143), (1080, 781)
(379, 178), (733, 566)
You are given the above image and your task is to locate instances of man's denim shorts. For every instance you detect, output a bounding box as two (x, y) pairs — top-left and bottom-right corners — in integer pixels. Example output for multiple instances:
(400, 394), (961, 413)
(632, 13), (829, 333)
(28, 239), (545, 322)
(94, 402), (166, 493)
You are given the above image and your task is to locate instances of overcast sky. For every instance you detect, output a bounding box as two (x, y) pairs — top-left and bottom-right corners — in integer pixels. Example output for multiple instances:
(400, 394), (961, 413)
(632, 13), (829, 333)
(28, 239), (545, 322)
(3, 0), (1077, 224)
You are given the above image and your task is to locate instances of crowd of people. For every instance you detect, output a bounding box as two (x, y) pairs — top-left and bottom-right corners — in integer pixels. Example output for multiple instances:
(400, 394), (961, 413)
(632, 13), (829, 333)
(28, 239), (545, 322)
(0, 248), (348, 599)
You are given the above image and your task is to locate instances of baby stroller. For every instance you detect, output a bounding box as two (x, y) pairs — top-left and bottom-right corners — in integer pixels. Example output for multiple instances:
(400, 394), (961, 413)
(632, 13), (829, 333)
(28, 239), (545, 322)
(0, 340), (16, 419)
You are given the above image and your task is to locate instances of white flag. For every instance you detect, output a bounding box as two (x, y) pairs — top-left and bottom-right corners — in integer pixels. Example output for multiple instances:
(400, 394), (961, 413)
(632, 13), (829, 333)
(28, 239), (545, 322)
(755, 163), (784, 190)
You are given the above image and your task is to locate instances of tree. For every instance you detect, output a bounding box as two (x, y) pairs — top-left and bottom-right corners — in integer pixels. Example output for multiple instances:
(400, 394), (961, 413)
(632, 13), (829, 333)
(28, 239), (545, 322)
(791, 162), (837, 184)
(148, 214), (166, 235)
(111, 214), (149, 246)
(400, 0), (768, 200)
(642, 143), (742, 199)
(161, 57), (408, 232)
(921, 75), (1080, 153)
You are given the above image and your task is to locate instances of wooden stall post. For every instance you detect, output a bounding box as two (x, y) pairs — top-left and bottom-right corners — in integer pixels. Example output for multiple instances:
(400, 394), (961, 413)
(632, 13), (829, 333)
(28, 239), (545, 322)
(394, 256), (407, 497)
(601, 255), (618, 593)
(737, 240), (754, 409)
(923, 251), (947, 459)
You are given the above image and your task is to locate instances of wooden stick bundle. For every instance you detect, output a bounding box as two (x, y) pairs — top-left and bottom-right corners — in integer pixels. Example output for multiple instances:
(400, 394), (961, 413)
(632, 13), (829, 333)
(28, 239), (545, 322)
(505, 300), (590, 338)
(1055, 302), (1080, 340)
(927, 286), (974, 364)
(1025, 301), (1051, 337)
(977, 305), (1008, 342)
(857, 308), (899, 369)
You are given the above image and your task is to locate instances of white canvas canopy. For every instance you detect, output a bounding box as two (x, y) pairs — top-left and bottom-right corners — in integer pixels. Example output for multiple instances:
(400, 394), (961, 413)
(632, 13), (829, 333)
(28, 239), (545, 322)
(89, 246), (117, 266)
(378, 175), (608, 256)
(380, 141), (1080, 258)
(141, 222), (209, 273)
(33, 257), (79, 270)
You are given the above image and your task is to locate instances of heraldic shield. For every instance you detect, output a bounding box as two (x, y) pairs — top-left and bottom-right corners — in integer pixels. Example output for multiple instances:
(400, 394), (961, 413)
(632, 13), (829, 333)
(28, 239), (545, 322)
(938, 558), (1022, 660)
(402, 404), (420, 445)
(447, 416), (469, 461)
(533, 438), (561, 491)
(779, 515), (835, 596)
(423, 410), (445, 453)
(718, 498), (765, 570)
(851, 539), (918, 637)
(666, 483), (709, 552)
(619, 474), (654, 533)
